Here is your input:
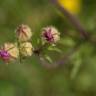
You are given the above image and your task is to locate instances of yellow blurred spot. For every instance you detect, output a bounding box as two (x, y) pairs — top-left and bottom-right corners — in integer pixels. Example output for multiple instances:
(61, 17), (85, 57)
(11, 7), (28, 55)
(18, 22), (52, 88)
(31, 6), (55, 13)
(58, 0), (81, 14)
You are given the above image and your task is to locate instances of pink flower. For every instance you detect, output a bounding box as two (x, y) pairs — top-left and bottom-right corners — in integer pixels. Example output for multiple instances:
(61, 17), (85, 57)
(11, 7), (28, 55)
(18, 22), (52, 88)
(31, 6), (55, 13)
(0, 50), (10, 62)
(42, 26), (60, 43)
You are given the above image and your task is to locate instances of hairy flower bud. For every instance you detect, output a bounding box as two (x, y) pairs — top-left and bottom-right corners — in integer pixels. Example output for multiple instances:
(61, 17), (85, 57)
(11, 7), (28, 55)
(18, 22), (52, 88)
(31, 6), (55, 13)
(20, 42), (33, 56)
(41, 26), (60, 44)
(16, 24), (32, 41)
(3, 43), (19, 59)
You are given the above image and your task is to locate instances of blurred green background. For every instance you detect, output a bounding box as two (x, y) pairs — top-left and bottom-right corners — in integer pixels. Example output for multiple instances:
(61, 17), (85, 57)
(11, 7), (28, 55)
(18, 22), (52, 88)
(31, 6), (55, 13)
(0, 0), (96, 96)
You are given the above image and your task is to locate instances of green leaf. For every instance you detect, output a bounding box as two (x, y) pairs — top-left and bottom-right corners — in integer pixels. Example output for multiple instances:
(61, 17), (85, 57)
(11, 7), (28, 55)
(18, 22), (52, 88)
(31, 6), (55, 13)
(44, 55), (53, 63)
(48, 46), (62, 53)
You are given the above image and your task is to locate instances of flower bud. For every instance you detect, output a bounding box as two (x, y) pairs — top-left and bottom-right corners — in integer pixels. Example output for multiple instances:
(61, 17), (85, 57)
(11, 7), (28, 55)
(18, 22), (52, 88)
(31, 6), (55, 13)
(41, 26), (60, 44)
(16, 24), (32, 41)
(3, 43), (19, 59)
(20, 42), (33, 56)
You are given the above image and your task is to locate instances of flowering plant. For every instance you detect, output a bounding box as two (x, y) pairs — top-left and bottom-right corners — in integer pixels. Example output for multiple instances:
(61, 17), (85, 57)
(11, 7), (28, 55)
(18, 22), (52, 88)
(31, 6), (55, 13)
(0, 24), (61, 65)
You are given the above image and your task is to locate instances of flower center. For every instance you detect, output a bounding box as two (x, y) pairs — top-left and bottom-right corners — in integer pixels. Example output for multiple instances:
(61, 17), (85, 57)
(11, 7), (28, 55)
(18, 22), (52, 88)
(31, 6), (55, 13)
(0, 50), (10, 61)
(43, 28), (54, 42)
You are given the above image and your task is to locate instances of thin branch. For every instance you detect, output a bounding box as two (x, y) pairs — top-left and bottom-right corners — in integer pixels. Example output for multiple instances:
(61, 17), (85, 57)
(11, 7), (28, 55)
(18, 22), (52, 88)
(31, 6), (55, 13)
(50, 0), (89, 40)
(33, 43), (49, 56)
(34, 44), (80, 69)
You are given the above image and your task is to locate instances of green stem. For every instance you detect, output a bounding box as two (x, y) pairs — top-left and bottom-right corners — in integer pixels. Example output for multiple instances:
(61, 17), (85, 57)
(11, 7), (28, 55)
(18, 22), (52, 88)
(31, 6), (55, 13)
(16, 39), (22, 64)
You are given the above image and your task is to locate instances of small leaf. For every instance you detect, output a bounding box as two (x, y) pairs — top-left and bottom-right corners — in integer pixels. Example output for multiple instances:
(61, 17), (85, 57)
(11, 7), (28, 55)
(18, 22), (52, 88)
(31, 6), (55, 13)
(48, 46), (62, 53)
(44, 55), (53, 63)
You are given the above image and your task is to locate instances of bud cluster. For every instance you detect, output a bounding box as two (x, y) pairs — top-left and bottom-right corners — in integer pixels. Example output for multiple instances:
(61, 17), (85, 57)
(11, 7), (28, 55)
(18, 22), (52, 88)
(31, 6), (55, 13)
(0, 24), (60, 63)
